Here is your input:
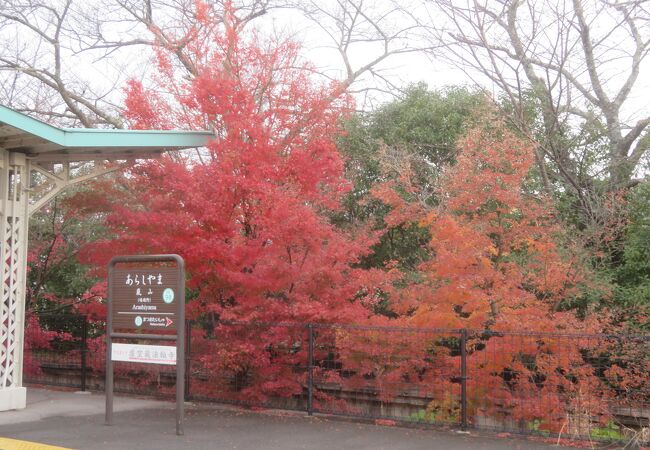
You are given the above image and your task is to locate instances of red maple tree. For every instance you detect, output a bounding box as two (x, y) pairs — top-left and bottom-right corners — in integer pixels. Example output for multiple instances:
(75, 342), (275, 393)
(76, 3), (380, 402)
(84, 6), (375, 323)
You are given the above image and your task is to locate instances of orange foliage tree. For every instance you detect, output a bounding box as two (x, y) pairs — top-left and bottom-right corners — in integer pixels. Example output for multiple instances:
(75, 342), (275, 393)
(402, 124), (598, 332)
(335, 120), (614, 431)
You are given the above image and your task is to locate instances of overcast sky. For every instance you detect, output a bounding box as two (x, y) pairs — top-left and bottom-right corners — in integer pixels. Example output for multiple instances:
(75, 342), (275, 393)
(1, 0), (647, 125)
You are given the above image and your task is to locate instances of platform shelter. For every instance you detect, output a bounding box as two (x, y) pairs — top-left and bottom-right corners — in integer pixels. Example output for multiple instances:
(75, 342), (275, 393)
(0, 105), (212, 411)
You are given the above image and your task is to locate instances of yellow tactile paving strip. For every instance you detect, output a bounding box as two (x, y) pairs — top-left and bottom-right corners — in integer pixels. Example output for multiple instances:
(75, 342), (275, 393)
(0, 437), (72, 450)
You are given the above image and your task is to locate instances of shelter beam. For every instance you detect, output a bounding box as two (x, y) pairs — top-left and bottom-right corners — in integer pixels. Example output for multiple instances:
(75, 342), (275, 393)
(28, 162), (119, 217)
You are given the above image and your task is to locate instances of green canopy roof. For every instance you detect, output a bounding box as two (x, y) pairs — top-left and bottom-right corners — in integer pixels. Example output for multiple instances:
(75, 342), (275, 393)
(0, 105), (213, 162)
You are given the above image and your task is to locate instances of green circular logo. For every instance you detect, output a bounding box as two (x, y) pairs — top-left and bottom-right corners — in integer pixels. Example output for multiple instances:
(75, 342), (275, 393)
(163, 288), (175, 304)
(134, 316), (143, 326)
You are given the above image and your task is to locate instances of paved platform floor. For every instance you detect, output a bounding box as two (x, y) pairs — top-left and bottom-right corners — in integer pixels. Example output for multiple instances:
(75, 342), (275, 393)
(0, 388), (594, 449)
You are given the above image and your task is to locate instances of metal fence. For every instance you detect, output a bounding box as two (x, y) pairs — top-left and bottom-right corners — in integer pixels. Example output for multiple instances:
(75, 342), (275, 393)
(23, 313), (89, 391)
(24, 313), (650, 446)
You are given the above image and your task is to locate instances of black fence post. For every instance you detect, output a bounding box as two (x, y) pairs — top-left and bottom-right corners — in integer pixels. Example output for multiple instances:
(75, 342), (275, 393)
(460, 328), (468, 431)
(307, 323), (314, 416)
(185, 320), (192, 400)
(80, 316), (88, 392)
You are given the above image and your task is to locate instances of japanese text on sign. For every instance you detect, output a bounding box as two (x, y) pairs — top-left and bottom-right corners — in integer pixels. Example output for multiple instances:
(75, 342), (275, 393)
(110, 267), (179, 331)
(111, 343), (177, 365)
(125, 273), (163, 286)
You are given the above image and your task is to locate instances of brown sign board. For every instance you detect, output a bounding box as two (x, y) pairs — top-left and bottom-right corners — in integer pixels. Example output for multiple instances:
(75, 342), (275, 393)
(106, 254), (185, 436)
(111, 267), (180, 331)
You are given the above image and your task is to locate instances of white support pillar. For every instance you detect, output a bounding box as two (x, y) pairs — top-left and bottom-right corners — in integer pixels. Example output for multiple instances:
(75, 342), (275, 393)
(0, 149), (29, 411)
(0, 155), (123, 411)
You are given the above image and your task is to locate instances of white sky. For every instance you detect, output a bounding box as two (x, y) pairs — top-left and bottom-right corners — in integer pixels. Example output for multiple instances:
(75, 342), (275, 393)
(0, 1), (647, 126)
(262, 3), (649, 123)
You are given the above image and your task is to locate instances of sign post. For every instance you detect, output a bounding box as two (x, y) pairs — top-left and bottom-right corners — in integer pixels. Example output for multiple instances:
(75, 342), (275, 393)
(105, 254), (185, 435)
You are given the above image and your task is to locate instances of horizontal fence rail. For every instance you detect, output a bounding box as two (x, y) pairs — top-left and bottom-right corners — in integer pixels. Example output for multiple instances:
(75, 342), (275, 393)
(24, 313), (650, 446)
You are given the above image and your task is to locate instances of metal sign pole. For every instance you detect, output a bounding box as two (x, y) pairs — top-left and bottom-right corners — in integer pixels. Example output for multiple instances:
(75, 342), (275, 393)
(104, 254), (185, 436)
(105, 262), (114, 426)
(175, 259), (185, 436)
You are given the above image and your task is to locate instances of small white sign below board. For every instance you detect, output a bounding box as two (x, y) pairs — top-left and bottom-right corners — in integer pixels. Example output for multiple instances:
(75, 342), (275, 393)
(111, 343), (177, 365)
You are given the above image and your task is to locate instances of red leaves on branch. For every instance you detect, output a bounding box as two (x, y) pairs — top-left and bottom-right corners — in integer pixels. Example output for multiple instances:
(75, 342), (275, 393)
(82, 3), (375, 328)
(71, 4), (384, 404)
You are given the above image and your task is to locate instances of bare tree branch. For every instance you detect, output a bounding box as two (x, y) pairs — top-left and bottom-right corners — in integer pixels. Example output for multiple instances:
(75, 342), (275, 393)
(416, 0), (650, 225)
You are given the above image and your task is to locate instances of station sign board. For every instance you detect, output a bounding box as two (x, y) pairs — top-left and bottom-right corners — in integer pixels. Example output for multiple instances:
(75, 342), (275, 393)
(111, 267), (180, 332)
(105, 255), (185, 436)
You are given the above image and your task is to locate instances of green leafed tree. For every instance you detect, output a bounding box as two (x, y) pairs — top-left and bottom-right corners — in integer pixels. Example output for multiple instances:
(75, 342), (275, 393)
(614, 182), (650, 331)
(336, 83), (486, 271)
(27, 184), (112, 313)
